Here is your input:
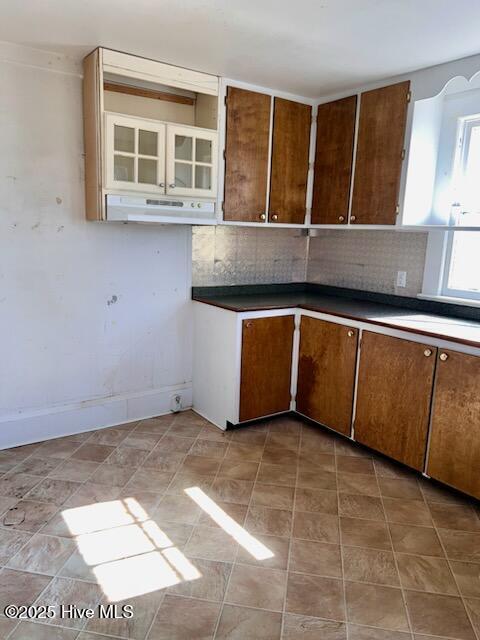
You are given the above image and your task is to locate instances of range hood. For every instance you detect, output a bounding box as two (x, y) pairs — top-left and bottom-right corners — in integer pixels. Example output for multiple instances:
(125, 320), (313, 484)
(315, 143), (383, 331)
(106, 195), (217, 225)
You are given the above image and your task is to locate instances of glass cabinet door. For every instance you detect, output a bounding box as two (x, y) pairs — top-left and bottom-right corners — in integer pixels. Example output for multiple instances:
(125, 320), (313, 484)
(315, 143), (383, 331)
(166, 125), (217, 197)
(105, 113), (166, 193)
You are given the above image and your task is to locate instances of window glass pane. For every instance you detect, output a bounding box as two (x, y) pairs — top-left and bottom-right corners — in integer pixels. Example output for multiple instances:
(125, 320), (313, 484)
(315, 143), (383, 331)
(447, 231), (480, 293)
(195, 165), (212, 190)
(138, 130), (157, 156)
(196, 139), (212, 163)
(114, 155), (134, 182)
(175, 162), (192, 188)
(175, 135), (192, 161)
(114, 125), (135, 153)
(463, 125), (480, 214)
(138, 158), (157, 184)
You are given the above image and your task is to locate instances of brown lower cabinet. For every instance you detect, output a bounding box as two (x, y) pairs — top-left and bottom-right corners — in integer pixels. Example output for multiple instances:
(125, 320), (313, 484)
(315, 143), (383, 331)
(296, 317), (358, 435)
(354, 332), (436, 471)
(239, 316), (295, 422)
(427, 350), (480, 499)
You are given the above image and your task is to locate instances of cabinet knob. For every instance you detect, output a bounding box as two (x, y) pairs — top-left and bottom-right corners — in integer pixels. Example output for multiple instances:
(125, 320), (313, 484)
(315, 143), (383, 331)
(338, 216), (345, 222)
(259, 213), (266, 221)
(423, 349), (432, 357)
(271, 214), (279, 221)
(169, 183), (176, 188)
(158, 182), (165, 187)
(347, 330), (355, 337)
(350, 215), (356, 222)
(439, 352), (449, 361)
(245, 321), (253, 328)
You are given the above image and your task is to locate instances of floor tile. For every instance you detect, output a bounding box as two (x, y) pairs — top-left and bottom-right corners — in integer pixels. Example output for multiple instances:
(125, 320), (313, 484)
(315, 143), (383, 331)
(290, 539), (342, 577)
(437, 528), (480, 562)
(2, 500), (58, 532)
(106, 445), (149, 467)
(342, 546), (399, 586)
(154, 494), (200, 525)
(8, 621), (79, 639)
(136, 415), (173, 432)
(198, 500), (247, 529)
(0, 528), (32, 564)
(404, 590), (475, 639)
(297, 470), (337, 491)
(261, 443), (299, 467)
(148, 594), (220, 640)
(0, 473), (41, 499)
(345, 582), (409, 631)
(189, 439), (229, 459)
(293, 511), (339, 543)
(142, 450), (185, 473)
(257, 463), (296, 487)
(420, 480), (471, 506)
(374, 459), (413, 479)
(210, 478), (254, 505)
(389, 523), (444, 557)
(266, 433), (299, 450)
(86, 591), (164, 639)
(0, 568), (51, 609)
(334, 439), (369, 458)
(464, 598), (480, 637)
(122, 433), (164, 450)
(300, 431), (335, 454)
(283, 614), (346, 639)
(246, 505), (292, 537)
(448, 561), (480, 597)
(7, 533), (75, 575)
(339, 494), (385, 521)
(13, 457), (61, 477)
(197, 425), (232, 442)
(87, 427), (129, 446)
(168, 558), (232, 601)
(336, 456), (375, 475)
(124, 469), (173, 493)
(428, 503), (480, 532)
(184, 524), (238, 561)
(35, 577), (102, 629)
(337, 472), (380, 496)
(0, 495), (18, 515)
(25, 478), (81, 505)
(70, 443), (115, 462)
(165, 471), (214, 496)
(347, 625), (411, 639)
(217, 460), (259, 481)
(64, 482), (120, 508)
(295, 487), (338, 515)
(89, 463), (136, 487)
(252, 483), (294, 510)
(230, 429), (267, 445)
(235, 533), (290, 570)
(48, 459), (100, 481)
(226, 564), (287, 611)
(382, 498), (432, 526)
(180, 454), (220, 475)
(156, 435), (195, 453)
(225, 443), (265, 463)
(286, 572), (345, 620)
(378, 476), (423, 500)
(36, 439), (81, 459)
(215, 604), (282, 640)
(340, 517), (392, 550)
(170, 424), (206, 440)
(396, 553), (458, 594)
(298, 451), (335, 472)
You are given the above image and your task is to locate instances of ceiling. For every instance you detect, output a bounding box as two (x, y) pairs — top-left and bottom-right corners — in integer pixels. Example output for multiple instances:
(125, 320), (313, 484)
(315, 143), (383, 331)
(2, 0), (480, 97)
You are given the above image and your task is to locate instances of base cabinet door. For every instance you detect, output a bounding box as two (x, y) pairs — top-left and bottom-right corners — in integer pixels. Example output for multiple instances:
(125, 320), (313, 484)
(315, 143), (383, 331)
(296, 317), (358, 435)
(354, 332), (436, 470)
(427, 350), (480, 499)
(239, 316), (295, 422)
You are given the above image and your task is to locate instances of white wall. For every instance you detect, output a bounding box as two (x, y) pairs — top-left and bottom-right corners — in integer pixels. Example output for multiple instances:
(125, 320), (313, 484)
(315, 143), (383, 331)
(0, 43), (193, 448)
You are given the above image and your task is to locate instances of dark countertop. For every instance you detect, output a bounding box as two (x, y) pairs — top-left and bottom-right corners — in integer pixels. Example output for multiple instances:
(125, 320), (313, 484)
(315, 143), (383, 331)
(192, 285), (480, 348)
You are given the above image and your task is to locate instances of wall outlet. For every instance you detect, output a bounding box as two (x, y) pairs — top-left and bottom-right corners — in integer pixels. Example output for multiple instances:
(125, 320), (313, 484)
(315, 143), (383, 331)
(171, 394), (182, 413)
(396, 270), (407, 287)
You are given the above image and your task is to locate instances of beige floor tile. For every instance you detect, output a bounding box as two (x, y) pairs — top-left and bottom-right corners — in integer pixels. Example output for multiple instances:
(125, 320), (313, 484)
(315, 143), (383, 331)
(0, 618), (20, 638)
(464, 598), (480, 637)
(389, 523), (444, 557)
(336, 456), (375, 475)
(374, 459), (413, 479)
(165, 471), (214, 496)
(382, 498), (432, 526)
(106, 445), (149, 467)
(154, 494), (201, 525)
(342, 546), (399, 586)
(87, 427), (129, 446)
(148, 594), (220, 640)
(252, 483), (294, 510)
(156, 435), (195, 453)
(300, 431), (336, 454)
(135, 415), (173, 432)
(13, 457), (61, 477)
(124, 469), (173, 493)
(297, 470), (337, 492)
(0, 568), (51, 609)
(122, 433), (164, 450)
(283, 613), (346, 639)
(185, 524), (238, 562)
(168, 558), (232, 601)
(210, 478), (254, 505)
(170, 424), (206, 440)
(64, 482), (120, 508)
(118, 489), (162, 513)
(428, 503), (480, 532)
(0, 473), (41, 499)
(0, 495), (18, 516)
(397, 553), (458, 594)
(437, 528), (480, 563)
(215, 603), (282, 640)
(35, 439), (81, 459)
(197, 425), (232, 442)
(8, 621), (79, 639)
(286, 572), (345, 620)
(0, 528), (32, 564)
(35, 577), (102, 629)
(197, 500), (247, 529)
(297, 451), (335, 472)
(405, 590), (475, 639)
(224, 443), (265, 463)
(339, 494), (385, 521)
(334, 439), (369, 458)
(89, 463), (136, 487)
(70, 443), (115, 462)
(266, 433), (300, 450)
(295, 487), (338, 515)
(257, 463), (296, 487)
(262, 446), (298, 466)
(446, 561), (480, 598)
(217, 460), (259, 481)
(25, 478), (81, 505)
(229, 429), (267, 445)
(290, 539), (342, 577)
(2, 499), (58, 533)
(378, 476), (423, 500)
(180, 454), (221, 476)
(293, 511), (339, 543)
(348, 625), (411, 639)
(345, 582), (409, 631)
(226, 564), (287, 611)
(235, 533), (290, 570)
(340, 517), (392, 550)
(142, 450), (185, 473)
(189, 439), (229, 459)
(246, 505), (292, 537)
(420, 480), (472, 506)
(58, 550), (99, 583)
(48, 459), (100, 481)
(7, 533), (75, 575)
(337, 472), (380, 497)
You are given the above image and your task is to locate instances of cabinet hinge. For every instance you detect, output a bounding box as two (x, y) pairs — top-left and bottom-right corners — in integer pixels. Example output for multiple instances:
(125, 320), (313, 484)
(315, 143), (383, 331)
(401, 149), (406, 160)
(395, 204), (400, 215)
(224, 95), (228, 106)
(223, 149), (226, 161)
(221, 201), (225, 212)
(406, 90), (412, 103)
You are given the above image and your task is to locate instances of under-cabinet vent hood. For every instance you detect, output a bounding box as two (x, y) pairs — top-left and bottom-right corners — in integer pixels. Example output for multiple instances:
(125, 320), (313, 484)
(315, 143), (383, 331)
(106, 195), (217, 225)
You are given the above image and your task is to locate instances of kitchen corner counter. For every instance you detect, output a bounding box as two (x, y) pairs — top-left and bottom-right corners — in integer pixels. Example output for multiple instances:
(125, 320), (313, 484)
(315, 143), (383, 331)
(192, 285), (480, 348)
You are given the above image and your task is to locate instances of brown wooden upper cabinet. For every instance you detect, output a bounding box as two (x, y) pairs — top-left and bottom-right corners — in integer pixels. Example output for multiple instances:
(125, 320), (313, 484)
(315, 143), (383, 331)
(223, 87), (271, 222)
(269, 98), (311, 224)
(351, 81), (410, 225)
(427, 350), (480, 499)
(296, 317), (358, 435)
(354, 331), (436, 470)
(311, 96), (357, 224)
(239, 316), (295, 422)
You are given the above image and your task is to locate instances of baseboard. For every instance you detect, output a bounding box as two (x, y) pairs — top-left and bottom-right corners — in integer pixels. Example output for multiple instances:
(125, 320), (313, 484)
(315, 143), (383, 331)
(0, 384), (193, 449)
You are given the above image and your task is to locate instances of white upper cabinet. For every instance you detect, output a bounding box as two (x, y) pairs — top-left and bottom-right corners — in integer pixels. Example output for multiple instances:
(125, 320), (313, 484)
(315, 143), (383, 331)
(166, 125), (217, 198)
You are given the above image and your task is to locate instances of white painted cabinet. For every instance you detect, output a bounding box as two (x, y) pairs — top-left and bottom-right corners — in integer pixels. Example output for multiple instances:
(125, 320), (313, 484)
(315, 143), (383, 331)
(105, 113), (217, 198)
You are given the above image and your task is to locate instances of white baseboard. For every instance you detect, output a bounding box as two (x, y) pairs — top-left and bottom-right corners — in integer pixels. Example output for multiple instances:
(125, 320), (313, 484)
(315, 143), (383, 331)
(0, 384), (192, 450)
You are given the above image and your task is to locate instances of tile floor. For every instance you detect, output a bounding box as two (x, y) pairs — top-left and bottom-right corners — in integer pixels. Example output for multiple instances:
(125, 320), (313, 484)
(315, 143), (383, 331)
(0, 411), (478, 640)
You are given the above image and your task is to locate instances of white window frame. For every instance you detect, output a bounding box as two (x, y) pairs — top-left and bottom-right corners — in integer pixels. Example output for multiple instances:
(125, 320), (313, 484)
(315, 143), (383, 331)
(449, 113), (480, 224)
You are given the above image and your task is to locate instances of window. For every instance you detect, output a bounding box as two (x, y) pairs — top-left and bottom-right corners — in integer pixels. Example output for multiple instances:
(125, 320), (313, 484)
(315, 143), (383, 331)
(443, 231), (480, 300)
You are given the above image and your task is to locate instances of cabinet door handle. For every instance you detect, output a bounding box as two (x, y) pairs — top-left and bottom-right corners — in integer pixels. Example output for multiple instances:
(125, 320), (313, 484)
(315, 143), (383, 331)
(338, 216), (345, 222)
(350, 215), (357, 222)
(259, 213), (266, 221)
(245, 321), (253, 328)
(347, 330), (355, 337)
(169, 183), (176, 188)
(158, 182), (165, 187)
(439, 352), (449, 361)
(271, 213), (279, 221)
(423, 349), (432, 357)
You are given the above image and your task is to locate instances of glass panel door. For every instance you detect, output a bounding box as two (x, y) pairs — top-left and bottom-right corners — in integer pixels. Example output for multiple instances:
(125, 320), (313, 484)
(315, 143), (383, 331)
(166, 125), (217, 198)
(105, 113), (166, 193)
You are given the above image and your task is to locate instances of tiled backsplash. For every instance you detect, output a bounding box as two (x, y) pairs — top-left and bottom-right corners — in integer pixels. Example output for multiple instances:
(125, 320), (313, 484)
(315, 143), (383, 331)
(307, 230), (428, 297)
(192, 226), (308, 286)
(192, 226), (428, 298)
